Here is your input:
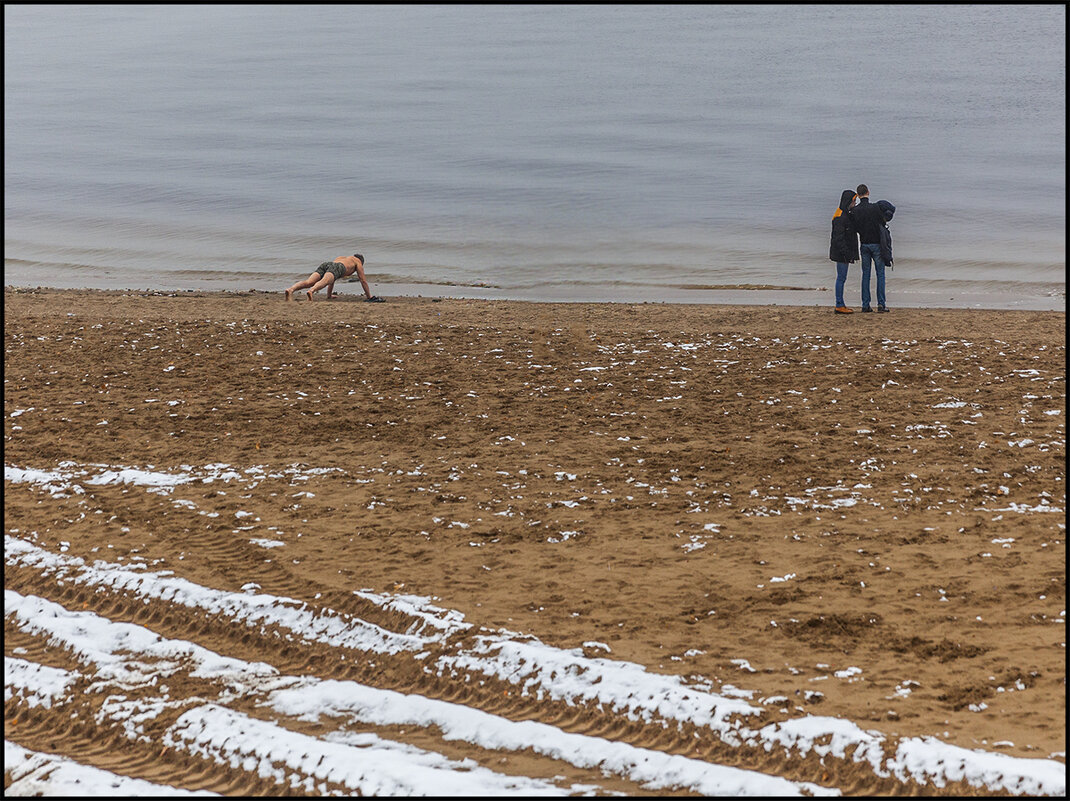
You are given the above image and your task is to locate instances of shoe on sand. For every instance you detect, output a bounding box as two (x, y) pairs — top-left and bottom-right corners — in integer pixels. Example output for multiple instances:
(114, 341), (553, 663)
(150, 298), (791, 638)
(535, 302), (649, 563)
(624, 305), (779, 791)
(834, 306), (854, 314)
(860, 307), (874, 312)
(877, 306), (889, 313)
(366, 296), (385, 303)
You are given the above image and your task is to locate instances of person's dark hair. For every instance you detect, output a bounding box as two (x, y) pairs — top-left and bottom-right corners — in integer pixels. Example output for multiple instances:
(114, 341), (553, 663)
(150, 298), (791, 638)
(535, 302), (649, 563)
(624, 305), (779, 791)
(856, 184), (869, 197)
(353, 253), (364, 264)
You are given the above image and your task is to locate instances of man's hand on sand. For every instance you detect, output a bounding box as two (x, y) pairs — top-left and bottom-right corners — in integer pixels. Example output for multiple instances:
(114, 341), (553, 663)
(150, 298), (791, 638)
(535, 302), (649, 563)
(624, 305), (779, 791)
(366, 296), (385, 303)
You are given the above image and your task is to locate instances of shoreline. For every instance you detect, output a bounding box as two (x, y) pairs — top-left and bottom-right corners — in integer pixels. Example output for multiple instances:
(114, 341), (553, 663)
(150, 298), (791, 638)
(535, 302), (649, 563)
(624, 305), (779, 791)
(3, 287), (1065, 344)
(4, 278), (1065, 312)
(8, 282), (1070, 310)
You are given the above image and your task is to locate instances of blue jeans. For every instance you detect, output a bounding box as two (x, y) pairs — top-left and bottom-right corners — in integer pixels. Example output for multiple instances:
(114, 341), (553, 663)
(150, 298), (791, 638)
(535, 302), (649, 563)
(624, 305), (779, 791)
(860, 243), (886, 309)
(834, 262), (849, 307)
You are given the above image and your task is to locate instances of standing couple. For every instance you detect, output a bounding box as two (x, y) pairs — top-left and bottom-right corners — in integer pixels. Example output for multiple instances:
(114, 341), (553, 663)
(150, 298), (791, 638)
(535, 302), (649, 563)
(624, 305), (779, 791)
(829, 184), (895, 314)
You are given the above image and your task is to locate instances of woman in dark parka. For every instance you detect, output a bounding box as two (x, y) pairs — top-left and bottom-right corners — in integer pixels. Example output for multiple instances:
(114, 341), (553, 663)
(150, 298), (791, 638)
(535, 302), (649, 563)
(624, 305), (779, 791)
(829, 188), (859, 313)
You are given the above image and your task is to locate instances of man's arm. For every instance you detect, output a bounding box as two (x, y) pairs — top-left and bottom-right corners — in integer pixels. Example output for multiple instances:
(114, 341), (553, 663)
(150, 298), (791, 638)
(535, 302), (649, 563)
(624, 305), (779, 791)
(355, 264), (372, 299)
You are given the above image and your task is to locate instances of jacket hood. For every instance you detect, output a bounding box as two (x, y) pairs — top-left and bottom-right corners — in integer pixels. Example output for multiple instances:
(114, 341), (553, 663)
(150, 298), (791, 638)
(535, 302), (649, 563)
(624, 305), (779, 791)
(876, 199), (896, 221)
(833, 189), (856, 219)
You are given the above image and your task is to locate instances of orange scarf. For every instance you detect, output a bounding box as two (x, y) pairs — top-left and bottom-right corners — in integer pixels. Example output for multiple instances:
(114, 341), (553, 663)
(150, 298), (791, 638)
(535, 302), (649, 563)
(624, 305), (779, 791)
(833, 195), (858, 220)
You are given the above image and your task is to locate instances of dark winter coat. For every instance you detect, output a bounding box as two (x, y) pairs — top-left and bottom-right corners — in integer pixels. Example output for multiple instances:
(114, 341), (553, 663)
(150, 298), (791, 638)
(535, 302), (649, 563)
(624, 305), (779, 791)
(829, 189), (859, 263)
(851, 197), (887, 245)
(876, 200), (895, 267)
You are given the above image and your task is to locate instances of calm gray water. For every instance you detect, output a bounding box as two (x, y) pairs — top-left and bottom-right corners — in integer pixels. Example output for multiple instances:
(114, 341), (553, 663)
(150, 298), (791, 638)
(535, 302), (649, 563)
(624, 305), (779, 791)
(4, 5), (1065, 308)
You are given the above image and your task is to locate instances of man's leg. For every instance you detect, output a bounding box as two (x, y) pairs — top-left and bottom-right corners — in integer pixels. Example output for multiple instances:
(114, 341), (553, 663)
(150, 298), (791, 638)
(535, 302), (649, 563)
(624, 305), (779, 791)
(875, 258), (887, 309)
(286, 272), (322, 301)
(325, 263), (348, 299)
(306, 273), (335, 301)
(860, 247), (872, 310)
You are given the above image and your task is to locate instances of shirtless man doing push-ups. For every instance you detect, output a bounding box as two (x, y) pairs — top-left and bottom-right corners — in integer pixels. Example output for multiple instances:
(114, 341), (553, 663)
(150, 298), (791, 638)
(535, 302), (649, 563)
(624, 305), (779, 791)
(284, 254), (382, 302)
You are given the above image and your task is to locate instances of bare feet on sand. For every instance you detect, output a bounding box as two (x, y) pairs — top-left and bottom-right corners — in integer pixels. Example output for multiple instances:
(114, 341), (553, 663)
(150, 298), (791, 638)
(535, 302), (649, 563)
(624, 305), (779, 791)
(285, 289), (293, 301)
(306, 289), (315, 302)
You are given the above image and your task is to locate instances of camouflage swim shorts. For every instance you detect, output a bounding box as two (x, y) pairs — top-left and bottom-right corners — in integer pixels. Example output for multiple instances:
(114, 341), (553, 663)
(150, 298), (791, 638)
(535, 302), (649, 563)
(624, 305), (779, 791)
(315, 261), (345, 280)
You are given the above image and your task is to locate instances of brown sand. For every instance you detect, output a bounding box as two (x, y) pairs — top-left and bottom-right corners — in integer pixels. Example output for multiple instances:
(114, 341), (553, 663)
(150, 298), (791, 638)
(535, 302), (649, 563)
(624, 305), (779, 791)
(4, 287), (1066, 794)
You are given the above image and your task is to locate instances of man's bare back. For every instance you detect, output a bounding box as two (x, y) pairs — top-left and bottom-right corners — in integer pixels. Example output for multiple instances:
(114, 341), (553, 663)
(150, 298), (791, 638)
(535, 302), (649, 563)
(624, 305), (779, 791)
(329, 256), (361, 274)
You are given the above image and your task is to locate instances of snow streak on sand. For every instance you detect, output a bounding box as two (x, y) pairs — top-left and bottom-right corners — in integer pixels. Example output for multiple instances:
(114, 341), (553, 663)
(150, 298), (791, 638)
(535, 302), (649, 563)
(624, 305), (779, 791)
(5, 499), (1066, 796)
(5, 587), (811, 797)
(5, 741), (219, 797)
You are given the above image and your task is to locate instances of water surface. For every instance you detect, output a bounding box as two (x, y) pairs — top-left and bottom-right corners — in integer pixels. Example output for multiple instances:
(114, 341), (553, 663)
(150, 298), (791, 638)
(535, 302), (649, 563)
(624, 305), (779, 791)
(5, 5), (1065, 308)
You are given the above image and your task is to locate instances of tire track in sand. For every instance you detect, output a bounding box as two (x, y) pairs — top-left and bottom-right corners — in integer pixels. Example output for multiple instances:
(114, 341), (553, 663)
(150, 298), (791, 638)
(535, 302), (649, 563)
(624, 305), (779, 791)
(4, 464), (452, 640)
(4, 590), (816, 797)
(7, 534), (1065, 796)
(5, 694), (298, 796)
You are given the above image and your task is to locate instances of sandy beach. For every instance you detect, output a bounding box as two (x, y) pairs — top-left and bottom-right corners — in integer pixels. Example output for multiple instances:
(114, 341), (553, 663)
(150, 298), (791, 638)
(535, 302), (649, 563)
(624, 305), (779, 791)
(4, 287), (1065, 796)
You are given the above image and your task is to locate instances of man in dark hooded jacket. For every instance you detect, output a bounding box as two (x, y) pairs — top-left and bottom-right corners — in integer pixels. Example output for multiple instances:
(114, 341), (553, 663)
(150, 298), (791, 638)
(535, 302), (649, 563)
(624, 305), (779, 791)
(829, 188), (859, 314)
(853, 184), (890, 312)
